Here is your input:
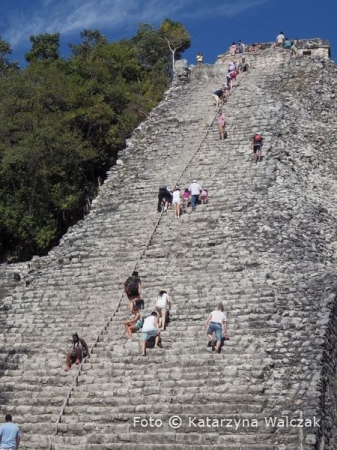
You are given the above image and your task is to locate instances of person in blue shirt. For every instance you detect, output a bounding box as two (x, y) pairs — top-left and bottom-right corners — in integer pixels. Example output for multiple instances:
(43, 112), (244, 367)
(0, 414), (21, 449)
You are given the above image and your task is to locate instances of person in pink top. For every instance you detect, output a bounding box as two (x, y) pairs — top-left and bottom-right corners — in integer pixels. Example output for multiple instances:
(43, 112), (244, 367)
(217, 111), (226, 140)
(200, 189), (208, 204)
(230, 42), (236, 55)
(182, 188), (190, 209)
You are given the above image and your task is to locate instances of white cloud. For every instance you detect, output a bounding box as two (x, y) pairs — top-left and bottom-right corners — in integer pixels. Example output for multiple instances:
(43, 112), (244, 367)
(1, 0), (269, 49)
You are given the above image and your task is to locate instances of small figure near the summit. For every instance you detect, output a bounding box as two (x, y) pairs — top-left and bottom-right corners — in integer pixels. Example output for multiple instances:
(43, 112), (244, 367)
(238, 57), (249, 73)
(196, 52), (203, 66)
(230, 42), (236, 56)
(284, 37), (291, 49)
(276, 31), (285, 47)
(251, 133), (264, 163)
(237, 40), (245, 53)
(291, 41), (299, 58)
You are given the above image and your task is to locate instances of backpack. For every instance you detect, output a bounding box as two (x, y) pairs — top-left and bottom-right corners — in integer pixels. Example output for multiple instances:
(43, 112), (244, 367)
(254, 134), (262, 142)
(124, 277), (140, 297)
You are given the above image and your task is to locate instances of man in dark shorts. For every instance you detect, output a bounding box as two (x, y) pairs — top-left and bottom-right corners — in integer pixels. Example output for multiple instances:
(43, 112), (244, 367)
(212, 88), (224, 107)
(157, 186), (173, 213)
(251, 133), (264, 163)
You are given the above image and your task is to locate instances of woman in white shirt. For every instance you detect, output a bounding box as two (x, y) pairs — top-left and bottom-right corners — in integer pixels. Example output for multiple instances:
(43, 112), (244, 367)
(172, 186), (181, 219)
(204, 303), (228, 353)
(155, 290), (171, 330)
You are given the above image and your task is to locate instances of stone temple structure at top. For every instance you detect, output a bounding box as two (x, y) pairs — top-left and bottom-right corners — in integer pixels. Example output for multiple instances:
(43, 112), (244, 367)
(1, 38), (337, 449)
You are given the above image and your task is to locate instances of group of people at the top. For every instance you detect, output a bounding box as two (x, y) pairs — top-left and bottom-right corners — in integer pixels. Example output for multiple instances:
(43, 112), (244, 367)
(273, 31), (299, 57)
(157, 180), (208, 218)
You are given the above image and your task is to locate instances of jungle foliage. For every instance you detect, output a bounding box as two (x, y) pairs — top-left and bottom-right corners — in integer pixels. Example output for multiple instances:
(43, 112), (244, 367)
(0, 20), (190, 261)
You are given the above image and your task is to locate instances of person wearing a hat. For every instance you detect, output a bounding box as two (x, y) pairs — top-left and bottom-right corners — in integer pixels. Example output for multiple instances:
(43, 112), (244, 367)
(204, 303), (228, 353)
(188, 180), (202, 212)
(155, 289), (171, 330)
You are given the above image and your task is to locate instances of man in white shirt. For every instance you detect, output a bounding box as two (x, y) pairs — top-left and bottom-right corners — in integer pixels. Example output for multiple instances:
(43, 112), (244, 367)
(188, 180), (202, 212)
(276, 31), (285, 47)
(204, 304), (228, 353)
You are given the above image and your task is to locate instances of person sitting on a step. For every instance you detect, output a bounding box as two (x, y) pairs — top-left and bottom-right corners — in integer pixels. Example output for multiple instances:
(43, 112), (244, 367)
(124, 305), (144, 339)
(155, 289), (171, 330)
(124, 271), (144, 311)
(238, 57), (249, 73)
(204, 303), (228, 353)
(65, 333), (89, 371)
(157, 186), (173, 213)
(141, 311), (161, 356)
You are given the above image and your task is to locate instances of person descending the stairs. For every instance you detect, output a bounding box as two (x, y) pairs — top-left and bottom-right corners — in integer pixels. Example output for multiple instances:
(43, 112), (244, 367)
(217, 111), (226, 140)
(188, 179), (202, 212)
(251, 133), (264, 163)
(141, 311), (161, 356)
(204, 304), (228, 353)
(155, 289), (171, 330)
(65, 333), (89, 371)
(124, 271), (144, 312)
(0, 414), (21, 450)
(157, 186), (173, 213)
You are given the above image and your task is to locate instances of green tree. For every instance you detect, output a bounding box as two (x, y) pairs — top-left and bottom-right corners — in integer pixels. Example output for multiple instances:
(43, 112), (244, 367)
(0, 36), (19, 76)
(25, 33), (60, 62)
(69, 29), (108, 58)
(159, 19), (191, 71)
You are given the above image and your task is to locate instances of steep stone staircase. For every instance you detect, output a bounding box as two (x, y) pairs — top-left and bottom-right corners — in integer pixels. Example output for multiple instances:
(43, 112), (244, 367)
(1, 46), (337, 450)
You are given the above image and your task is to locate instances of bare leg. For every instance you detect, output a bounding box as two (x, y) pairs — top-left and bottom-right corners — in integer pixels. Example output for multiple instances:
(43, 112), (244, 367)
(215, 340), (221, 352)
(141, 341), (146, 356)
(161, 310), (166, 330)
(154, 334), (160, 347)
(65, 353), (73, 371)
(75, 348), (81, 364)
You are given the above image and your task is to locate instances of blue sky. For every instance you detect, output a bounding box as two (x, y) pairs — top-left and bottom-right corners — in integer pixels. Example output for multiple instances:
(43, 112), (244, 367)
(0, 0), (336, 67)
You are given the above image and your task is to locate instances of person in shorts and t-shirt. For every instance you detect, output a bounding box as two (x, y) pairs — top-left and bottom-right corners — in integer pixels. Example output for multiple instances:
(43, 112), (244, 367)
(0, 414), (21, 449)
(172, 187), (181, 219)
(204, 304), (228, 353)
(141, 312), (161, 356)
(155, 290), (171, 330)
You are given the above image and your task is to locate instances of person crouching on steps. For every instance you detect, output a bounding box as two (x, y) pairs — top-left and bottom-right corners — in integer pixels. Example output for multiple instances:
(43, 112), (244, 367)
(141, 311), (161, 356)
(65, 333), (89, 371)
(204, 304), (228, 353)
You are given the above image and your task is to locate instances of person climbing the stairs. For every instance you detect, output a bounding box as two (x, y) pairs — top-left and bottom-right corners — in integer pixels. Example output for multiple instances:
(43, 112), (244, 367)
(141, 311), (161, 356)
(251, 133), (264, 163)
(188, 179), (202, 212)
(172, 186), (181, 219)
(65, 333), (89, 371)
(204, 304), (228, 353)
(212, 87), (225, 107)
(124, 271), (144, 312)
(124, 305), (144, 339)
(155, 289), (171, 330)
(157, 186), (173, 213)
